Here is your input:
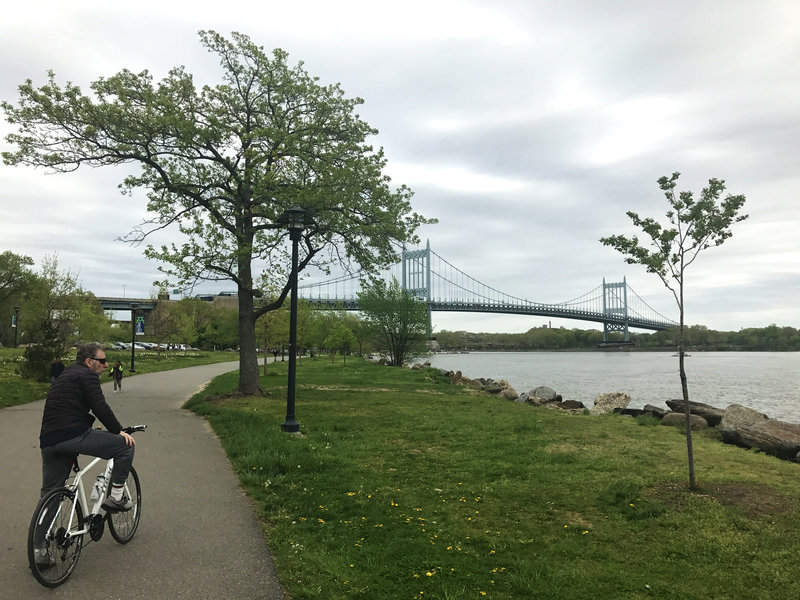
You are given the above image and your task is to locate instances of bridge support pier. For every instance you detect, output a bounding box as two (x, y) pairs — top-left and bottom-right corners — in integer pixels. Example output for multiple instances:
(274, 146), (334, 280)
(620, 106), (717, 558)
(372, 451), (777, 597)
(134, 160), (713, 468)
(602, 278), (630, 344)
(402, 240), (433, 338)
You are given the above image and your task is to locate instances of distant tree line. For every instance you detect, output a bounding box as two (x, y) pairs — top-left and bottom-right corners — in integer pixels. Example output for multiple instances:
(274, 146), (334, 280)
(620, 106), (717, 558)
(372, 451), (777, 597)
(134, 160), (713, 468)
(1, 251), (429, 379)
(434, 324), (800, 352)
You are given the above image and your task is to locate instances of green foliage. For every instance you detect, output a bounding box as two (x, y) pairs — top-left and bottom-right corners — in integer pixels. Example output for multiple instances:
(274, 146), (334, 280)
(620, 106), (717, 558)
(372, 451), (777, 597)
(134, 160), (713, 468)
(436, 323), (800, 352)
(0, 252), (35, 346)
(635, 414), (663, 427)
(600, 172), (748, 301)
(187, 357), (800, 600)
(600, 172), (748, 490)
(2, 30), (434, 394)
(322, 321), (357, 364)
(358, 278), (429, 366)
(19, 340), (63, 382)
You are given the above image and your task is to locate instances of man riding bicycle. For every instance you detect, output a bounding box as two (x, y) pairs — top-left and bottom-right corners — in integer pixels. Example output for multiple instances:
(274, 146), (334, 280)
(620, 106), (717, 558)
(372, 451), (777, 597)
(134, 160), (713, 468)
(36, 343), (136, 564)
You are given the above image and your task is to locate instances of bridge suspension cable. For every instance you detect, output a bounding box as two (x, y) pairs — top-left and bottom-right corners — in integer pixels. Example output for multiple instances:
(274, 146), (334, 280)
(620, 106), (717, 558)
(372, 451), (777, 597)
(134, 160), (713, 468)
(297, 242), (677, 336)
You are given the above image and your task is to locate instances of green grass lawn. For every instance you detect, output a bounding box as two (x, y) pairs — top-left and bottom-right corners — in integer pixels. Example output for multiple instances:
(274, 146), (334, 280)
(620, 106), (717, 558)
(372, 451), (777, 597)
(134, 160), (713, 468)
(186, 357), (800, 600)
(0, 347), (239, 408)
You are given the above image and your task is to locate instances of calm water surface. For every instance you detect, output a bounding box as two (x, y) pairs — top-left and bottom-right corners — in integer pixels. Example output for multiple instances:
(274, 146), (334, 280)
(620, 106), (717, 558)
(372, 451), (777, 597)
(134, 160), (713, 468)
(427, 352), (800, 423)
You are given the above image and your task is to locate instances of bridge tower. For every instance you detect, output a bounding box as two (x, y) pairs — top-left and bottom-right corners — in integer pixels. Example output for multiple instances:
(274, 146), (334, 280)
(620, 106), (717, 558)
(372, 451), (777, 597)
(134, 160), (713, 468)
(602, 277), (631, 343)
(401, 240), (433, 337)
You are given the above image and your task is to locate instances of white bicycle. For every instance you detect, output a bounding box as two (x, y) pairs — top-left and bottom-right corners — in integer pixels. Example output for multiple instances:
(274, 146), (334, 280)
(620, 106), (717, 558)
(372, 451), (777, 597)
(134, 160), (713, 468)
(27, 425), (146, 587)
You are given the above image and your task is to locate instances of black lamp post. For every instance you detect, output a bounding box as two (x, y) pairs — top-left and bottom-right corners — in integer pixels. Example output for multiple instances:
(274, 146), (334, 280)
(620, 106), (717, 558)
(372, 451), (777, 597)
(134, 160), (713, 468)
(130, 303), (139, 373)
(280, 206), (307, 433)
(13, 306), (20, 348)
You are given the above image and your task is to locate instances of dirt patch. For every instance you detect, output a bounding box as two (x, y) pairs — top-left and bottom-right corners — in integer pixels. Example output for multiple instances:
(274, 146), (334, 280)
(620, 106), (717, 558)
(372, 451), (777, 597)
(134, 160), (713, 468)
(648, 480), (797, 520)
(702, 482), (797, 519)
(205, 391), (246, 402)
(308, 385), (393, 392)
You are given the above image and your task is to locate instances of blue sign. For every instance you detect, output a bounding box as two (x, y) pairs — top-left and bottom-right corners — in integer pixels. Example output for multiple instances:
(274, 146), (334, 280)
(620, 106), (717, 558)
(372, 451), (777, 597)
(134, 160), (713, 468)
(135, 316), (145, 335)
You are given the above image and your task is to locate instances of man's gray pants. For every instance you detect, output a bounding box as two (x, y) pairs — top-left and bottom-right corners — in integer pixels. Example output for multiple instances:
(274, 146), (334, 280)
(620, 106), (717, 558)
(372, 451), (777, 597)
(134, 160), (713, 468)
(40, 429), (135, 497)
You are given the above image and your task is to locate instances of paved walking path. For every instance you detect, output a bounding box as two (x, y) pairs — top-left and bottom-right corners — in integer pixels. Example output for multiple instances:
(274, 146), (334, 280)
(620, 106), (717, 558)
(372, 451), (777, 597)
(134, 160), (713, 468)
(0, 361), (288, 599)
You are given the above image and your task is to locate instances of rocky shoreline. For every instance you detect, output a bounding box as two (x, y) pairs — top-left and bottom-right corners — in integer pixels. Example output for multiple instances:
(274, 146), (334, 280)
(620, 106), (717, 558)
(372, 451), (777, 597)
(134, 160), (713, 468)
(413, 360), (800, 464)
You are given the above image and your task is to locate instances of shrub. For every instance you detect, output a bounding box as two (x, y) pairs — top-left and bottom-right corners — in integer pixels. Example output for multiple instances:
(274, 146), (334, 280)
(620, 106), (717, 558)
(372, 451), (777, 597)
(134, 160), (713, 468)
(19, 341), (63, 382)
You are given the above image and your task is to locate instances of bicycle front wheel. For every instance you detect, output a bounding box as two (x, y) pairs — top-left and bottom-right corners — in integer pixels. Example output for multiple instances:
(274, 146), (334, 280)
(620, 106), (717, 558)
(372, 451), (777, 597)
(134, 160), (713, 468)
(107, 466), (141, 543)
(28, 487), (84, 588)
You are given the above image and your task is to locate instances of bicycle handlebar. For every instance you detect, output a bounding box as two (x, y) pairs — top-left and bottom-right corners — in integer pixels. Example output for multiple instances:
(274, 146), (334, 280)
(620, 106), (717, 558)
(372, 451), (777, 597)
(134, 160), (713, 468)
(122, 425), (147, 434)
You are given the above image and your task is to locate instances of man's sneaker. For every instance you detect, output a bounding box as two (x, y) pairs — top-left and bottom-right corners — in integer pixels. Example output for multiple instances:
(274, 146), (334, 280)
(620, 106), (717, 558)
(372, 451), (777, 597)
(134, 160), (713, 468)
(101, 494), (133, 512)
(34, 547), (55, 568)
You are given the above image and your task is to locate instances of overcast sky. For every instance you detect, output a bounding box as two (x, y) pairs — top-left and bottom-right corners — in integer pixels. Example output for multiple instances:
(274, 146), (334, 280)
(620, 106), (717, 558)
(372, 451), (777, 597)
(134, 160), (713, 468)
(1, 0), (798, 334)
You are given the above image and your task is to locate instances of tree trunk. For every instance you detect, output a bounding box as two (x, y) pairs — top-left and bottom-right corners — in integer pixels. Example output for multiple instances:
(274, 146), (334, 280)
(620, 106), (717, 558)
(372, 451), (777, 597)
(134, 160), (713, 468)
(678, 283), (697, 490)
(238, 289), (260, 394)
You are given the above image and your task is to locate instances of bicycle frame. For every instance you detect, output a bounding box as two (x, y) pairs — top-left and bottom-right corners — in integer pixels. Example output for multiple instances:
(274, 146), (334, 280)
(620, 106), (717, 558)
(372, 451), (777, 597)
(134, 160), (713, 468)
(54, 456), (115, 541)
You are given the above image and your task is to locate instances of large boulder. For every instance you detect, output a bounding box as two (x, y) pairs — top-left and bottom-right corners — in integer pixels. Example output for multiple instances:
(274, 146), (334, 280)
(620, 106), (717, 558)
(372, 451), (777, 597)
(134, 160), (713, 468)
(531, 385), (558, 401)
(482, 379), (508, 394)
(559, 400), (586, 412)
(665, 399), (725, 427)
(460, 377), (483, 391)
(526, 385), (562, 406)
(721, 405), (800, 461)
(661, 412), (708, 430)
(720, 404), (769, 432)
(590, 392), (631, 415)
(643, 404), (669, 418)
(501, 387), (519, 401)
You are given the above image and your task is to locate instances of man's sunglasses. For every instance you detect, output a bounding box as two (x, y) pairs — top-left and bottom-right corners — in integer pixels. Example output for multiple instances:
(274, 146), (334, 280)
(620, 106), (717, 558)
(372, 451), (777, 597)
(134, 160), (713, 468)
(89, 357), (108, 364)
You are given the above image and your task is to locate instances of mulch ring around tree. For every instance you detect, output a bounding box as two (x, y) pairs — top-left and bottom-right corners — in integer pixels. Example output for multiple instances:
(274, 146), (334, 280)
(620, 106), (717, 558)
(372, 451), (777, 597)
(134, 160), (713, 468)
(647, 481), (798, 520)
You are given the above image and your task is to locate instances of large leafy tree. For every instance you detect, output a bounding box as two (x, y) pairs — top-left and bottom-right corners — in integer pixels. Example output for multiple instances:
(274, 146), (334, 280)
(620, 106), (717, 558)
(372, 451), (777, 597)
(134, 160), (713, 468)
(20, 256), (105, 380)
(358, 278), (429, 367)
(0, 251), (34, 304)
(601, 172), (747, 489)
(2, 30), (433, 393)
(0, 251), (35, 346)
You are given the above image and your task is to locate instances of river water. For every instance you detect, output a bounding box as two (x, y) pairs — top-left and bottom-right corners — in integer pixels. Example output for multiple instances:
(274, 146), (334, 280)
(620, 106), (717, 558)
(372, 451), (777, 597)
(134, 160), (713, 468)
(426, 351), (800, 423)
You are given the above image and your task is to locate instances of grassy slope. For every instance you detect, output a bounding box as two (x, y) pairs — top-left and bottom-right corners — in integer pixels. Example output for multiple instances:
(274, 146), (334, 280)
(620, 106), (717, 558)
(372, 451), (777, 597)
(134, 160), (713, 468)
(186, 357), (800, 600)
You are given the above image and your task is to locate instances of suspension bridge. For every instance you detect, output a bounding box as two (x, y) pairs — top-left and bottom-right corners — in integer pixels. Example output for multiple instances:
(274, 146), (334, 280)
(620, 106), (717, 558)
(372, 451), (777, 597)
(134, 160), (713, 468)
(299, 241), (678, 343)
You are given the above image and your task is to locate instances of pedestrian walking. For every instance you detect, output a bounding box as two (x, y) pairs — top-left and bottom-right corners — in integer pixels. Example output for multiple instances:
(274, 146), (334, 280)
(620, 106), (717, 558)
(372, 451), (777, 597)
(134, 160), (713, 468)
(49, 357), (64, 385)
(110, 359), (124, 392)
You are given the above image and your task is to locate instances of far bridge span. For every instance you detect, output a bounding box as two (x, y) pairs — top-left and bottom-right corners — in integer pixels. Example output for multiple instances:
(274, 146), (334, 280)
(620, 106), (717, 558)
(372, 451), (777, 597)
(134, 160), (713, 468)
(299, 241), (677, 343)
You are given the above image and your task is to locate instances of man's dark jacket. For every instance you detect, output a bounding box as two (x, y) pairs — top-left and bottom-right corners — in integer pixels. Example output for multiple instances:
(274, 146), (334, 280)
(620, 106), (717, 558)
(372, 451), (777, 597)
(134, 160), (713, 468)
(39, 363), (123, 448)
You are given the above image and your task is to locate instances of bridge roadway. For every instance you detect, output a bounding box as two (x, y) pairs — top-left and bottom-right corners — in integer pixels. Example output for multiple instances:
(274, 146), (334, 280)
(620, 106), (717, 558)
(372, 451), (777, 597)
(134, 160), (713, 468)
(301, 297), (675, 331)
(96, 297), (157, 311)
(0, 361), (287, 599)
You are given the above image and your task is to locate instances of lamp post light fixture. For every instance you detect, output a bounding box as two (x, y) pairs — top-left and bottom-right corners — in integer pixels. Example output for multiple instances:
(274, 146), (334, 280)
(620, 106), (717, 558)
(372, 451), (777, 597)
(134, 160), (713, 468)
(130, 303), (139, 372)
(280, 206), (307, 433)
(13, 306), (20, 348)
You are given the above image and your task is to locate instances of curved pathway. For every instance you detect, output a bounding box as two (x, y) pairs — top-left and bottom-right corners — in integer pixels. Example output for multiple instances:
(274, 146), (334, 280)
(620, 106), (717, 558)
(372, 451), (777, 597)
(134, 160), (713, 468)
(0, 361), (287, 599)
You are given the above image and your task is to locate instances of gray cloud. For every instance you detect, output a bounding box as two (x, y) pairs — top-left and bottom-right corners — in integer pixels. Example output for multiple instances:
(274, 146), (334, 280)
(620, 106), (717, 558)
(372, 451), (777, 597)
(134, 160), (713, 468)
(1, 0), (797, 332)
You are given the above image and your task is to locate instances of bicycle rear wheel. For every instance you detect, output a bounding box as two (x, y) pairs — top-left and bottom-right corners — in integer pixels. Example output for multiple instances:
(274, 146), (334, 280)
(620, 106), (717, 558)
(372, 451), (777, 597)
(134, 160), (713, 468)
(28, 487), (84, 588)
(107, 466), (141, 543)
